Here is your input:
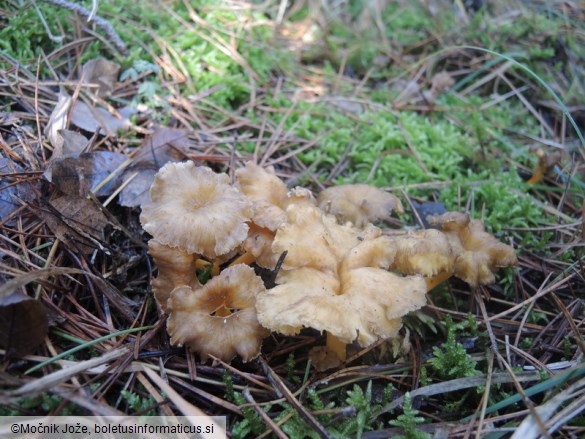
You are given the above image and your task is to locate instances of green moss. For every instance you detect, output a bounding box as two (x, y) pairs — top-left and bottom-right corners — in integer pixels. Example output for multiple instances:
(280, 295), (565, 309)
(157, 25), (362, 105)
(286, 102), (477, 190)
(161, 2), (293, 108)
(120, 390), (157, 415)
(388, 393), (431, 439)
(0, 3), (102, 71)
(428, 315), (481, 380)
(382, 3), (438, 47)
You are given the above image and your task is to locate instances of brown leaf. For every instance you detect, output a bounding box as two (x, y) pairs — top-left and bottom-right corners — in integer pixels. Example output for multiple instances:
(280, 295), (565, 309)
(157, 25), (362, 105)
(0, 158), (37, 225)
(134, 126), (190, 166)
(70, 101), (135, 136)
(118, 168), (157, 207)
(45, 151), (126, 197)
(119, 127), (190, 207)
(0, 291), (48, 358)
(82, 58), (120, 98)
(59, 129), (90, 156)
(40, 195), (109, 255)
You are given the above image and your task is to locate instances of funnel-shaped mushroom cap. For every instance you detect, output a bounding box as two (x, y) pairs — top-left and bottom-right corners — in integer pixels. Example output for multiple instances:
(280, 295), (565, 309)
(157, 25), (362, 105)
(167, 264), (268, 362)
(343, 226), (396, 270)
(272, 203), (360, 272)
(317, 184), (404, 228)
(141, 161), (252, 258)
(148, 239), (200, 312)
(390, 229), (454, 277)
(236, 163), (289, 230)
(236, 163), (317, 268)
(427, 212), (517, 286)
(256, 204), (427, 347)
(236, 163), (316, 231)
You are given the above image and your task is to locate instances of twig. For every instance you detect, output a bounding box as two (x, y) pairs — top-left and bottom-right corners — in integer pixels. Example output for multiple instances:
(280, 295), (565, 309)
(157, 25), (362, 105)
(41, 0), (128, 55)
(259, 357), (333, 439)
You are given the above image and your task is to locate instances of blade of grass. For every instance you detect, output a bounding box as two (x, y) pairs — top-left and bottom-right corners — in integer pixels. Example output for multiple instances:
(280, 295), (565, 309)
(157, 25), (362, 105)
(456, 46), (585, 150)
(462, 364), (585, 421)
(25, 325), (155, 374)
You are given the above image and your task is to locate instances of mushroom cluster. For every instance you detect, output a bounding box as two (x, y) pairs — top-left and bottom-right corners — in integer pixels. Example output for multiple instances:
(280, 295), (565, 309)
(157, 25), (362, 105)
(140, 160), (517, 368)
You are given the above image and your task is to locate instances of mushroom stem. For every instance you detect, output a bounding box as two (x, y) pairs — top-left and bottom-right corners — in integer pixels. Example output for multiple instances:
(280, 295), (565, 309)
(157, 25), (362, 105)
(229, 251), (256, 267)
(214, 306), (232, 317)
(425, 271), (453, 291)
(527, 166), (545, 185)
(326, 332), (347, 362)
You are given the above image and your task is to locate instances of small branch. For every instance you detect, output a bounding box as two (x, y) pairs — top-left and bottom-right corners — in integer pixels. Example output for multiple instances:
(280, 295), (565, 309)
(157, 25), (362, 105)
(41, 0), (128, 55)
(259, 357), (333, 439)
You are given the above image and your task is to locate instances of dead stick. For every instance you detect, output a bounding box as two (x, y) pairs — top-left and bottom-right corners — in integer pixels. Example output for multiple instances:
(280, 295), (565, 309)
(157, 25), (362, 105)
(258, 357), (333, 439)
(41, 0), (128, 55)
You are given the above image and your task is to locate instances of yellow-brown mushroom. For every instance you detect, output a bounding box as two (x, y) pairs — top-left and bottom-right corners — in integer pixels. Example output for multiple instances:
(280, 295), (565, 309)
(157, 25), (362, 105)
(387, 229), (455, 290)
(256, 204), (427, 370)
(527, 148), (561, 185)
(140, 161), (252, 258)
(148, 239), (200, 312)
(317, 183), (404, 228)
(426, 212), (517, 287)
(236, 162), (315, 268)
(167, 264), (269, 362)
(236, 162), (289, 230)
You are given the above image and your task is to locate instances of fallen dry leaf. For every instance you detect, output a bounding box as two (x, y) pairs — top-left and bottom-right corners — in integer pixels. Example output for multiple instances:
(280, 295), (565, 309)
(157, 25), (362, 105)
(45, 89), (133, 153)
(118, 167), (157, 207)
(70, 101), (135, 136)
(45, 91), (72, 154)
(45, 151), (126, 197)
(40, 195), (109, 254)
(82, 58), (120, 98)
(0, 291), (48, 358)
(119, 126), (190, 207)
(59, 129), (90, 156)
(0, 158), (37, 225)
(133, 126), (190, 166)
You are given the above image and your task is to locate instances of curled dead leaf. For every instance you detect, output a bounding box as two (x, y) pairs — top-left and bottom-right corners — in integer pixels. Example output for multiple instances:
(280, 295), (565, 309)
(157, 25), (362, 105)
(45, 91), (72, 154)
(40, 195), (110, 255)
(82, 58), (120, 98)
(0, 291), (48, 358)
(70, 102), (134, 136)
(45, 151), (126, 197)
(0, 158), (37, 225)
(119, 127), (190, 207)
